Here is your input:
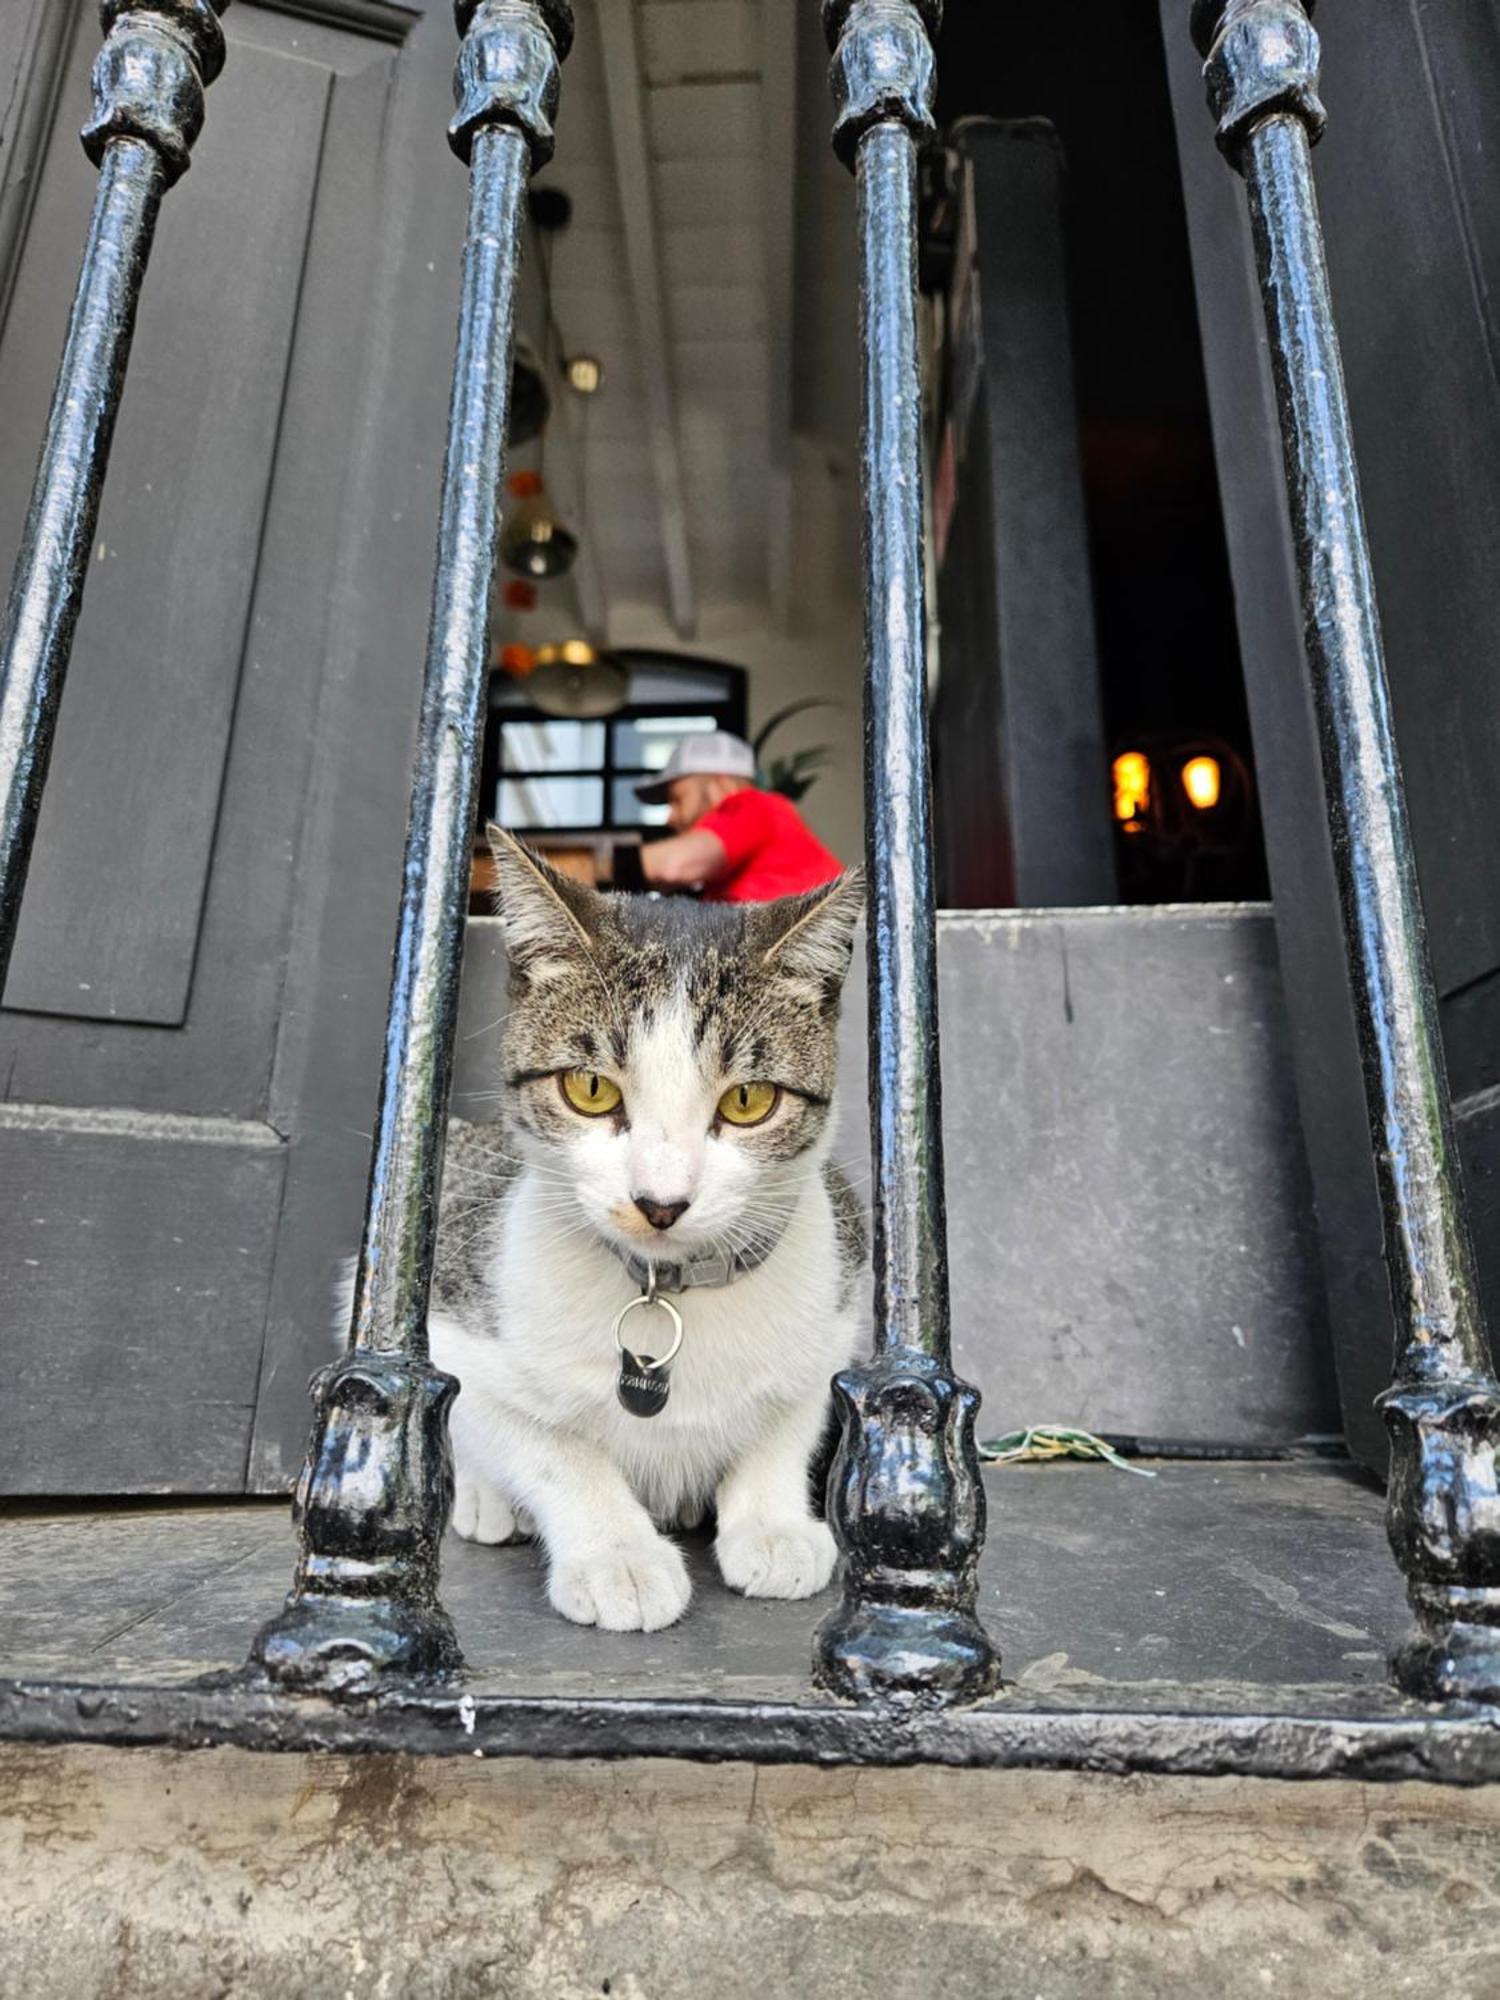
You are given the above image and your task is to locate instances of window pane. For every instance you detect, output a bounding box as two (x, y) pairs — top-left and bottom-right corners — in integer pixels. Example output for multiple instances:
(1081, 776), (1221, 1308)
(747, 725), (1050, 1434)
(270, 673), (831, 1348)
(497, 776), (604, 828)
(500, 720), (605, 774)
(611, 780), (671, 828)
(612, 714), (719, 773)
(627, 666), (734, 705)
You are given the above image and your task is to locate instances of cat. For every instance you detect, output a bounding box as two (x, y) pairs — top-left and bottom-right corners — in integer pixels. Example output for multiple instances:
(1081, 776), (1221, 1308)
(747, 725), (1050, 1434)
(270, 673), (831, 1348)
(424, 830), (867, 1633)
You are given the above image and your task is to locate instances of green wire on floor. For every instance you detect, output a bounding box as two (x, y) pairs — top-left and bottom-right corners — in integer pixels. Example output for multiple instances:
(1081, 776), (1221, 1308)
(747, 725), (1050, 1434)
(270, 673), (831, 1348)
(979, 1425), (1158, 1477)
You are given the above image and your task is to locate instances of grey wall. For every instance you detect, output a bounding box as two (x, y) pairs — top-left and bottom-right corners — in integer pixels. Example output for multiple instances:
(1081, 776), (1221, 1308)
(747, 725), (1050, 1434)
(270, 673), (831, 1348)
(454, 904), (1336, 1449)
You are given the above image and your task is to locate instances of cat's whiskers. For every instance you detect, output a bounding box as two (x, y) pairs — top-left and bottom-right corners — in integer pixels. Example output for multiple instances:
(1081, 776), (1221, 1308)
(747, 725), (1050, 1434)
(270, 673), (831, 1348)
(459, 1013), (509, 1044)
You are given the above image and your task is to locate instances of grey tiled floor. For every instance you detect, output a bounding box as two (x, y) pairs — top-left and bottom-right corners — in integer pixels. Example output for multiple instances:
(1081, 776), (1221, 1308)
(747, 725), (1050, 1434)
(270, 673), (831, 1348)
(0, 1460), (1404, 1705)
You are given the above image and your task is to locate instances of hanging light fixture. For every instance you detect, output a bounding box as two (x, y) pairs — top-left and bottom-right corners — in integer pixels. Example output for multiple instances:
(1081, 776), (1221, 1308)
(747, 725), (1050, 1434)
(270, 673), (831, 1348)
(508, 339), (550, 446)
(528, 640), (628, 719)
(500, 470), (579, 580)
(496, 184), (583, 582)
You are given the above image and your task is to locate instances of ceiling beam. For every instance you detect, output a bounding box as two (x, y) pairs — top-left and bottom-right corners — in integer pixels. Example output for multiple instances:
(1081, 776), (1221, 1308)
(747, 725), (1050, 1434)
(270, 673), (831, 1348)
(761, 0), (798, 626)
(597, 0), (697, 638)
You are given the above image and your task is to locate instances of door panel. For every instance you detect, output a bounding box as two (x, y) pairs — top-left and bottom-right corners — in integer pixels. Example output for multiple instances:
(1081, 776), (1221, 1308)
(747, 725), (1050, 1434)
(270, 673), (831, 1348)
(0, 1108), (285, 1492)
(0, 12), (402, 1111)
(0, 0), (452, 1491)
(1, 39), (330, 1025)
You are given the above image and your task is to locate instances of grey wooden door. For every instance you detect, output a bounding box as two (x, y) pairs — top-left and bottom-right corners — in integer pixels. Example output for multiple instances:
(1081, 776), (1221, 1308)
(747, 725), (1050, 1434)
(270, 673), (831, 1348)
(0, 0), (470, 1492)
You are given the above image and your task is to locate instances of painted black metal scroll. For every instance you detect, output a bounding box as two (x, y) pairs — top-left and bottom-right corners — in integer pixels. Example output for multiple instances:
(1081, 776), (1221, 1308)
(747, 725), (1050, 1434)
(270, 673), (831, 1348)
(814, 0), (999, 1707)
(251, 0), (573, 1695)
(1194, 0), (1500, 1704)
(0, 0), (228, 983)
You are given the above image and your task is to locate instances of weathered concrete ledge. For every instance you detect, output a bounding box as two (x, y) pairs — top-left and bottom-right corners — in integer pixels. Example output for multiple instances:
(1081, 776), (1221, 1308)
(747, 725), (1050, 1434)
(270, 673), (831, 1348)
(2, 1745), (1498, 1998)
(5, 1674), (1500, 1786)
(8, 1463), (1494, 1784)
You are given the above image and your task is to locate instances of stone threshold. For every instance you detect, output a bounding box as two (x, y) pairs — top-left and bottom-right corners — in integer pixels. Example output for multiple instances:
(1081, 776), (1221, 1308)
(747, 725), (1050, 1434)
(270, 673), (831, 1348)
(3, 1461), (1497, 1784)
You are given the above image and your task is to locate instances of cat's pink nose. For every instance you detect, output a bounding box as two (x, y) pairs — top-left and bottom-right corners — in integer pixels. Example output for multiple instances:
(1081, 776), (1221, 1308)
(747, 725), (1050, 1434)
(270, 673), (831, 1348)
(634, 1195), (691, 1232)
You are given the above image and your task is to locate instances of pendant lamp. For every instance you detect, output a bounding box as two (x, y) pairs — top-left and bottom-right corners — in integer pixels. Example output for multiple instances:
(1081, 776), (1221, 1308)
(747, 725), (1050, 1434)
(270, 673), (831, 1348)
(500, 470), (578, 581)
(528, 640), (628, 719)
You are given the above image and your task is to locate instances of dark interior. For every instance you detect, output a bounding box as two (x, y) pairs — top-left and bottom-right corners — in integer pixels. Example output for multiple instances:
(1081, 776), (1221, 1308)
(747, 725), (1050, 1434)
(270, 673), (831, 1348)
(933, 0), (1269, 902)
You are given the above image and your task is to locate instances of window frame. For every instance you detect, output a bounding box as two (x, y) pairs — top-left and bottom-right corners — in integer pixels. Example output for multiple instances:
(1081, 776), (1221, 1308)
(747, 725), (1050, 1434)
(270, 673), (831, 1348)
(478, 655), (750, 839)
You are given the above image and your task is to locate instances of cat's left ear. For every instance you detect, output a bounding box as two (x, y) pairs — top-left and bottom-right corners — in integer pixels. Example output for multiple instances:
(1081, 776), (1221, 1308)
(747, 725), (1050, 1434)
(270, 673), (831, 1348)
(758, 869), (865, 1002)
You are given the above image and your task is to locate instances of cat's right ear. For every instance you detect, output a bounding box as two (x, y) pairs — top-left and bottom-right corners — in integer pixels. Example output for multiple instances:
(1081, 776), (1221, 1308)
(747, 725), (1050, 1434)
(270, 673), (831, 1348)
(487, 825), (601, 981)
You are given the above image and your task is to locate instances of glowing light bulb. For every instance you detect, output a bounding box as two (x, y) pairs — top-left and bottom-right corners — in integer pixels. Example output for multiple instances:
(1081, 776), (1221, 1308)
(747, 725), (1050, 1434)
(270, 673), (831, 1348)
(1182, 755), (1222, 811)
(1112, 750), (1151, 828)
(565, 354), (603, 395)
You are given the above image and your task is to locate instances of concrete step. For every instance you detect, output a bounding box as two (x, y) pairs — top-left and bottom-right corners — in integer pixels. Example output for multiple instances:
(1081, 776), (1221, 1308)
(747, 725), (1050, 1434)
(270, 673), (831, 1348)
(3, 1732), (1497, 1998)
(0, 1463), (1479, 1778)
(2, 1465), (1498, 1996)
(454, 903), (1336, 1449)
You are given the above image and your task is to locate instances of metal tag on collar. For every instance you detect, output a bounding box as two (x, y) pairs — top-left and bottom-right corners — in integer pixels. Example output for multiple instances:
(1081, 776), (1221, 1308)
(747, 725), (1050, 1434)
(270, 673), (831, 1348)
(612, 1268), (684, 1419)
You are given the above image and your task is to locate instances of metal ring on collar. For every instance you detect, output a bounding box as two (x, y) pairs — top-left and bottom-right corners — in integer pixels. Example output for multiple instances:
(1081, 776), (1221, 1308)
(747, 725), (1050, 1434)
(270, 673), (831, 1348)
(611, 1291), (684, 1368)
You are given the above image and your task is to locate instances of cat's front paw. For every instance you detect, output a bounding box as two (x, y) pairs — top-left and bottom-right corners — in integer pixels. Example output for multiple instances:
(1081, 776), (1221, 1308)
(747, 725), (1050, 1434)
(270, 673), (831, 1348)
(549, 1536), (691, 1631)
(451, 1473), (530, 1546)
(716, 1518), (837, 1600)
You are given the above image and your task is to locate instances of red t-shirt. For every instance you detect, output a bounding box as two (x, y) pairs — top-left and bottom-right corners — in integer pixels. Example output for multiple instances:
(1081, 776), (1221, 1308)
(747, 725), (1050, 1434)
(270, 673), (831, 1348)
(697, 788), (843, 903)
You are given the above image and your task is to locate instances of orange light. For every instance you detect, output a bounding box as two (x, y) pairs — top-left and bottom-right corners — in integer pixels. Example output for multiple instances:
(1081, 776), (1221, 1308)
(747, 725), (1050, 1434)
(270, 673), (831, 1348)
(497, 643), (536, 677)
(1182, 755), (1222, 811)
(1112, 750), (1151, 828)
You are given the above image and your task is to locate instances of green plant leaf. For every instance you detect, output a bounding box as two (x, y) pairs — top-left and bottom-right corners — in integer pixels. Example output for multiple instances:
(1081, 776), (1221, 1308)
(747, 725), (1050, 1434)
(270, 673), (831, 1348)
(751, 697), (839, 761)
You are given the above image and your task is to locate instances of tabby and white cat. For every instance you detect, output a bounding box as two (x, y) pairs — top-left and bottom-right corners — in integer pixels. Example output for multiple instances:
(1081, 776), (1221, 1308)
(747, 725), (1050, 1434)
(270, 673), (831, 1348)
(426, 832), (866, 1632)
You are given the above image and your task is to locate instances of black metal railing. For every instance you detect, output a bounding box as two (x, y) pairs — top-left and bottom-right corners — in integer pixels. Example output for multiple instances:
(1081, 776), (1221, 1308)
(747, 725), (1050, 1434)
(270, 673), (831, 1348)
(0, 0), (228, 985)
(1194, 0), (1500, 1703)
(251, 0), (575, 1693)
(813, 0), (998, 1704)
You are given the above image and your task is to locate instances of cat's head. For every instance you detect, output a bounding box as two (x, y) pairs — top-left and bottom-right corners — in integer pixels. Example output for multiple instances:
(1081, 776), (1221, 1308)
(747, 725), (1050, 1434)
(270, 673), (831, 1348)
(489, 829), (862, 1265)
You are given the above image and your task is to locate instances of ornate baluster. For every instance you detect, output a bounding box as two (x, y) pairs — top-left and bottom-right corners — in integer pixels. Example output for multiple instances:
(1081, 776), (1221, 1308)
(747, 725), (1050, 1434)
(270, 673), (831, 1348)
(814, 0), (999, 1706)
(0, 0), (228, 980)
(250, 0), (572, 1695)
(1194, 0), (1500, 1703)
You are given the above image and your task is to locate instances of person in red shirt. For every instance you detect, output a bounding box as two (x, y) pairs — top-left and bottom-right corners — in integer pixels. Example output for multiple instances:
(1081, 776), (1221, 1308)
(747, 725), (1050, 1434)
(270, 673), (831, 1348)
(635, 731), (843, 903)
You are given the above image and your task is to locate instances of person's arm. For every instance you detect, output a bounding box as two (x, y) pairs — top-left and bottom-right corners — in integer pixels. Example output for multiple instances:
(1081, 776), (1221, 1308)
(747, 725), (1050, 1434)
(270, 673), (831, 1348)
(640, 825), (730, 891)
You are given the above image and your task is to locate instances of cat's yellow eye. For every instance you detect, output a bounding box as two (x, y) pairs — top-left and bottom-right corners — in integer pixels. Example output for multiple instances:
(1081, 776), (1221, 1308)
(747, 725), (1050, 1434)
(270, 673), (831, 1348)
(717, 1080), (779, 1128)
(560, 1069), (623, 1117)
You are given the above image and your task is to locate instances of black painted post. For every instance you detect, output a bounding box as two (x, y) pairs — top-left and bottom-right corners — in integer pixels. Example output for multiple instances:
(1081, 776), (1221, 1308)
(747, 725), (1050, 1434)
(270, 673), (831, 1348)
(0, 0), (228, 983)
(250, 0), (573, 1696)
(1194, 0), (1500, 1704)
(814, 0), (1000, 1707)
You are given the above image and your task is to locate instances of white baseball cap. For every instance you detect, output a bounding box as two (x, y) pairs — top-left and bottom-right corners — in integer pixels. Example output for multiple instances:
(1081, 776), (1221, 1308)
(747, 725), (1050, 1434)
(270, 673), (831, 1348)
(634, 729), (757, 803)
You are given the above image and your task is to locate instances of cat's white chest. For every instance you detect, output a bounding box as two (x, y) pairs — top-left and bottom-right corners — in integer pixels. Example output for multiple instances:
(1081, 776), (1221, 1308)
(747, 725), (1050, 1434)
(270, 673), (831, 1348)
(496, 1207), (841, 1416)
(444, 1169), (856, 1504)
